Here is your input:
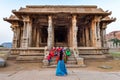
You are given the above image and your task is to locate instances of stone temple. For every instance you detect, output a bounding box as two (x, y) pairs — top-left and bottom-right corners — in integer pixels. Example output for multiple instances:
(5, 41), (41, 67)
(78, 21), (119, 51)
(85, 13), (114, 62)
(4, 5), (115, 66)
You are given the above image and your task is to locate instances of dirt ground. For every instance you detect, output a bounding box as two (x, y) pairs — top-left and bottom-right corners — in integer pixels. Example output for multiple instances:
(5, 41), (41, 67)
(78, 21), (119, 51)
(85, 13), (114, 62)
(0, 59), (120, 72)
(84, 59), (120, 72)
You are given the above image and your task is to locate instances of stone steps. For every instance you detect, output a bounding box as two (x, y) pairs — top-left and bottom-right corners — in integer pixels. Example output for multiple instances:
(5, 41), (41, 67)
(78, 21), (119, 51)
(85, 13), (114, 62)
(15, 52), (44, 62)
(49, 53), (77, 66)
(16, 55), (44, 62)
(7, 54), (18, 60)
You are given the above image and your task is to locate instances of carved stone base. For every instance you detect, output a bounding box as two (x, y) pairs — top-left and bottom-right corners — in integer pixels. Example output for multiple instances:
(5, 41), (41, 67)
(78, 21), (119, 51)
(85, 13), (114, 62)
(77, 57), (84, 66)
(43, 59), (49, 66)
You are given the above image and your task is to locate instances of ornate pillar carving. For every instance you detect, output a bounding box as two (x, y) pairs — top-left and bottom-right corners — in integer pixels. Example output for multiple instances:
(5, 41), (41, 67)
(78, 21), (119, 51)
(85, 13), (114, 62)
(11, 22), (20, 48)
(47, 16), (53, 49)
(85, 26), (89, 47)
(82, 28), (85, 47)
(91, 16), (102, 47)
(36, 28), (40, 47)
(91, 18), (97, 47)
(20, 27), (23, 47)
(72, 15), (78, 49)
(32, 26), (37, 47)
(27, 19), (32, 47)
(11, 25), (17, 48)
(21, 16), (32, 48)
(96, 16), (102, 48)
(16, 26), (21, 48)
(102, 23), (107, 47)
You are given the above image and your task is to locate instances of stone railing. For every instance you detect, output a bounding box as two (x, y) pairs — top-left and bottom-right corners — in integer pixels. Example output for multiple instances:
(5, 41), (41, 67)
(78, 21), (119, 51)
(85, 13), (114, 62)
(44, 46), (49, 58)
(43, 46), (49, 66)
(72, 48), (84, 66)
(72, 48), (79, 58)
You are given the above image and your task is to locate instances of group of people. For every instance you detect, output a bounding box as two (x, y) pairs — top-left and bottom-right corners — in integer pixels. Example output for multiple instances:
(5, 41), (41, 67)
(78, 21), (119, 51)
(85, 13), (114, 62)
(47, 47), (71, 65)
(46, 46), (71, 76)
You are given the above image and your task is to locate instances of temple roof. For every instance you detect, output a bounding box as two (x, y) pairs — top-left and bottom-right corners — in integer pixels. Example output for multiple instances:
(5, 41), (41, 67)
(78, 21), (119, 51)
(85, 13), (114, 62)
(3, 15), (21, 23)
(12, 5), (111, 15)
(4, 5), (115, 24)
(101, 16), (116, 24)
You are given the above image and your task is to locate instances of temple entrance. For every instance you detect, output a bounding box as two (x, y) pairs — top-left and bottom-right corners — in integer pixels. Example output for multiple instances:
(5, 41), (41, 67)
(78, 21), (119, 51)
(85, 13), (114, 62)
(54, 26), (68, 47)
(40, 26), (48, 47)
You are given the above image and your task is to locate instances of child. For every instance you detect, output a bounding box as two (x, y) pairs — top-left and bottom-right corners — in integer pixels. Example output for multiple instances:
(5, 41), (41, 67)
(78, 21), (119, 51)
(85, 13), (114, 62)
(47, 54), (52, 65)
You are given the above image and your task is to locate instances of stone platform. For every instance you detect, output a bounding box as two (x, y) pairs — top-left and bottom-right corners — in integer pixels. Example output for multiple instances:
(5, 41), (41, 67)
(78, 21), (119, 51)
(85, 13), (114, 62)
(0, 69), (120, 80)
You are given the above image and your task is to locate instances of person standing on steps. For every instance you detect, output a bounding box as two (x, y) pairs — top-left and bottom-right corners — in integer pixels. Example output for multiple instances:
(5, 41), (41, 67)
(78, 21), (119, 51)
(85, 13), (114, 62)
(56, 50), (68, 76)
(65, 48), (71, 62)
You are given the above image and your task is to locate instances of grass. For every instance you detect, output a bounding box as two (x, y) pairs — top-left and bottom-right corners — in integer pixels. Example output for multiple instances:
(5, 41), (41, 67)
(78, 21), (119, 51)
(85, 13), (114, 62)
(0, 52), (6, 54)
(110, 52), (120, 58)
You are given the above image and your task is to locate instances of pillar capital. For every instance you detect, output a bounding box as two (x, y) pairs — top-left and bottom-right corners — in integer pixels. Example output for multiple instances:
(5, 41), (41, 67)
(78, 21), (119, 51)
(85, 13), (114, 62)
(72, 15), (77, 22)
(72, 14), (77, 18)
(94, 16), (102, 22)
(102, 23), (107, 29)
(11, 22), (19, 28)
(48, 15), (52, 18)
(22, 15), (30, 22)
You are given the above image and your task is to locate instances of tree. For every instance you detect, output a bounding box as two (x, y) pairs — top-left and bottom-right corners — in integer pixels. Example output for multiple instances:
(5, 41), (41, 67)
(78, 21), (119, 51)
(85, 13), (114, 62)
(110, 38), (120, 46)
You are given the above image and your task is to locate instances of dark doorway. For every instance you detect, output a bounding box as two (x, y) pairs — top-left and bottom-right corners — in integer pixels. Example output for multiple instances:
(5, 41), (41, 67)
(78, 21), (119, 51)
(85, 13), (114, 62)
(54, 26), (68, 46)
(41, 26), (48, 43)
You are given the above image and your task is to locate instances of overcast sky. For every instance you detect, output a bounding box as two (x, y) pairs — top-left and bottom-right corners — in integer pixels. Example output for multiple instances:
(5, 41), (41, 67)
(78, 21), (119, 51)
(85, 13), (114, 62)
(0, 0), (120, 44)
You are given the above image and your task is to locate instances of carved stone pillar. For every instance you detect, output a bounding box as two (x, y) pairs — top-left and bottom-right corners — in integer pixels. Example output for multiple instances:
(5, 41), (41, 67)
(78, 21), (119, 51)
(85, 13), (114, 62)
(32, 26), (37, 47)
(69, 23), (72, 47)
(47, 16), (53, 49)
(36, 28), (40, 47)
(11, 22), (20, 48)
(16, 26), (20, 48)
(91, 18), (97, 47)
(11, 25), (17, 48)
(20, 27), (22, 47)
(82, 28), (85, 47)
(27, 20), (32, 47)
(21, 16), (32, 48)
(72, 15), (78, 49)
(85, 26), (89, 47)
(96, 21), (101, 48)
(102, 23), (107, 48)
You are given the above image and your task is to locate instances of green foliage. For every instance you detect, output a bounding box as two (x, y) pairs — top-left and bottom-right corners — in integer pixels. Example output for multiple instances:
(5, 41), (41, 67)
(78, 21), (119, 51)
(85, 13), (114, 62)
(0, 45), (3, 47)
(0, 52), (5, 54)
(110, 52), (120, 58)
(109, 38), (120, 46)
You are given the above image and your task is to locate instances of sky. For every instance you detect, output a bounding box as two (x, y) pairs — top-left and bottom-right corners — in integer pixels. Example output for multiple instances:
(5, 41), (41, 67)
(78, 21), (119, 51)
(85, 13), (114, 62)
(0, 0), (120, 44)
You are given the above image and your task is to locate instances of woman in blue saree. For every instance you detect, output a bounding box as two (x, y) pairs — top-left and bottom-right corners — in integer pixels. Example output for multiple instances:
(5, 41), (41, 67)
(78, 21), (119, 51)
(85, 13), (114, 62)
(56, 50), (68, 76)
